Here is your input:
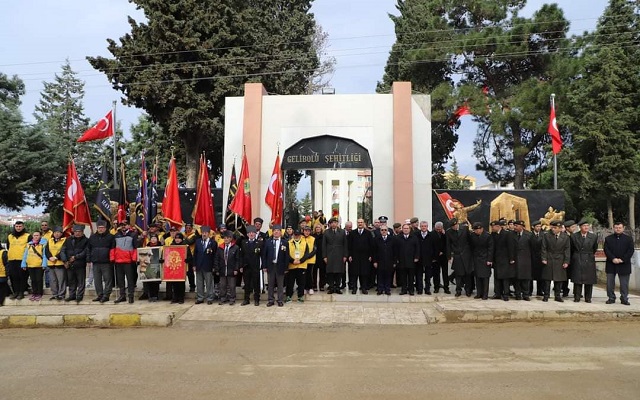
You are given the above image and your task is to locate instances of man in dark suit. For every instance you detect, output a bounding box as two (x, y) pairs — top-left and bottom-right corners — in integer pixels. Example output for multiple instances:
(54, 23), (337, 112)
(604, 222), (635, 305)
(446, 218), (473, 297)
(348, 219), (374, 294)
(470, 222), (493, 300)
(214, 231), (241, 305)
(415, 221), (435, 294)
(530, 220), (544, 296)
(241, 226), (264, 306)
(570, 219), (598, 303)
(372, 225), (395, 295)
(393, 223), (419, 295)
(513, 220), (534, 301)
(193, 226), (218, 304)
(431, 221), (449, 294)
(262, 225), (289, 307)
(491, 220), (516, 301)
(541, 221), (571, 302)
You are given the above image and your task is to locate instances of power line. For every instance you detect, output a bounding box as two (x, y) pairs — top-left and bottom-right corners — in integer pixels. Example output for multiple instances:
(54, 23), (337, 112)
(0, 14), (618, 69)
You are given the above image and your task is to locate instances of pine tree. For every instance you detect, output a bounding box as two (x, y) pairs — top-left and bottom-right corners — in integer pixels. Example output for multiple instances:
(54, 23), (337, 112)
(445, 158), (468, 190)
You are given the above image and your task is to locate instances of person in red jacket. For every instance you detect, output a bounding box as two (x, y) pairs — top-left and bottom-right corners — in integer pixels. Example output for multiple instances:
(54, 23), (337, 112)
(110, 222), (138, 304)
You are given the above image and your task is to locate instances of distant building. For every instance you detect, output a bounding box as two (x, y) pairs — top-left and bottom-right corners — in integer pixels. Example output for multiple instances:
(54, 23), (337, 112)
(443, 173), (477, 190)
(476, 182), (516, 190)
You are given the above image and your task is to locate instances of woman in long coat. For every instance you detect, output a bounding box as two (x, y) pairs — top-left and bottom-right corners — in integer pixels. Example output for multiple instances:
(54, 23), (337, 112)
(570, 221), (598, 303)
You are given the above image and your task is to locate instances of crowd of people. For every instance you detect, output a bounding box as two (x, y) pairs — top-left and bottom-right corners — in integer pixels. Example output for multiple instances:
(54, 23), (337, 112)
(0, 213), (634, 307)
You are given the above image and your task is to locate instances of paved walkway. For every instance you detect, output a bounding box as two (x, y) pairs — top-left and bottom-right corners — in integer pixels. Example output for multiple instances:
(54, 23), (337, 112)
(1, 285), (638, 327)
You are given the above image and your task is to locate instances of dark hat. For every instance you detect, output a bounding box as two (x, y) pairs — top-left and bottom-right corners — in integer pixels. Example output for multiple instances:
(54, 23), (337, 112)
(174, 233), (184, 240)
(499, 220), (507, 226)
(531, 220), (541, 227)
(498, 217), (507, 222)
(222, 231), (233, 238)
(507, 219), (515, 224)
(472, 222), (483, 230)
(246, 226), (257, 233)
(514, 220), (525, 226)
(272, 224), (283, 230)
(303, 225), (312, 231)
(293, 230), (302, 236)
(185, 223), (193, 227)
(72, 225), (84, 231)
(577, 219), (589, 226)
(253, 217), (264, 224)
(117, 221), (126, 227)
(490, 220), (500, 227)
(201, 225), (211, 233)
(378, 216), (388, 222)
(410, 217), (419, 224)
(286, 225), (293, 229)
(169, 226), (177, 231)
(392, 222), (401, 229)
(96, 220), (108, 227)
(550, 220), (563, 227)
(564, 220), (576, 228)
(218, 223), (226, 229)
(53, 226), (63, 233)
(448, 218), (458, 226)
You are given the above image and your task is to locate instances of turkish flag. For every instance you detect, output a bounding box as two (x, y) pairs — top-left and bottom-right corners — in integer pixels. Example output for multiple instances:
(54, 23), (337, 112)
(265, 153), (283, 225)
(229, 152), (252, 223)
(62, 159), (93, 234)
(548, 104), (562, 154)
(436, 192), (456, 220)
(77, 110), (114, 142)
(161, 157), (183, 229)
(192, 155), (216, 229)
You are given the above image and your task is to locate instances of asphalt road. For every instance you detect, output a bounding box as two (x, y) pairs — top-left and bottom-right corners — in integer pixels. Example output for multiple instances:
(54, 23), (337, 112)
(1, 322), (639, 399)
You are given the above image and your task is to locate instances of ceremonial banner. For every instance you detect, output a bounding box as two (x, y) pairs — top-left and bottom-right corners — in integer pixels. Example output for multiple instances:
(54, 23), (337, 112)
(137, 247), (162, 282)
(62, 158), (93, 234)
(162, 245), (187, 281)
(93, 164), (111, 229)
(162, 157), (183, 228)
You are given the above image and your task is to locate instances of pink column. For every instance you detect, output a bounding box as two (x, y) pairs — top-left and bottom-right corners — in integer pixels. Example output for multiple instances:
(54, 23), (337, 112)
(242, 83), (268, 221)
(392, 82), (414, 222)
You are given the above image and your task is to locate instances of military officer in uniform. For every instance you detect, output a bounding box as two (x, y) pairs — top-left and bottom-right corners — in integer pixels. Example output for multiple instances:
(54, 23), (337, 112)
(513, 220), (534, 301)
(541, 221), (571, 302)
(490, 220), (516, 301)
(446, 218), (473, 297)
(470, 222), (493, 300)
(570, 220), (598, 303)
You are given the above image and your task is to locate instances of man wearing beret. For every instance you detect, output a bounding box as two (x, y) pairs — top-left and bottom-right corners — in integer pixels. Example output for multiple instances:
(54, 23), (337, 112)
(541, 221), (571, 302)
(570, 220), (598, 303)
(604, 222), (634, 305)
(470, 222), (493, 300)
(446, 218), (474, 297)
(512, 220), (534, 301)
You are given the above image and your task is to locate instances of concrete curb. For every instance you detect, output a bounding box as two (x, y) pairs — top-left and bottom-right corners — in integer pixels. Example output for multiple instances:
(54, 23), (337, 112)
(0, 312), (176, 328)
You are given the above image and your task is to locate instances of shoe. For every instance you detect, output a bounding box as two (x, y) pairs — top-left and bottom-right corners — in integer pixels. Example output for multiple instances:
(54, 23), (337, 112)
(100, 297), (110, 303)
(267, 302), (274, 307)
(466, 292), (472, 297)
(229, 301), (235, 306)
(241, 300), (250, 306)
(277, 301), (284, 307)
(114, 297), (126, 304)
(425, 291), (432, 295)
(254, 300), (260, 306)
(444, 288), (451, 294)
(9, 293), (17, 300)
(362, 290), (368, 295)
(555, 296), (564, 302)
(455, 292), (461, 297)
(28, 295), (36, 301)
(515, 296), (522, 301)
(606, 299), (615, 304)
(334, 290), (343, 295)
(195, 300), (204, 304)
(284, 296), (292, 303)
(573, 297), (580, 303)
(542, 296), (549, 302)
(178, 301), (184, 304)
(523, 296), (531, 301)
(319, 287), (325, 292)
(409, 292), (415, 296)
(377, 291), (382, 295)
(207, 300), (214, 305)
(621, 299), (631, 306)
(170, 300), (178, 304)
(75, 297), (83, 302)
(297, 298), (304, 303)
(64, 296), (76, 302)
(416, 291), (422, 295)
(189, 287), (196, 292)
(309, 289), (314, 295)
(562, 291), (569, 298)
(503, 296), (509, 301)
(128, 297), (134, 304)
(585, 299), (592, 303)
(491, 295), (501, 300)
(482, 296), (488, 300)
(351, 290), (357, 295)
(474, 295), (482, 299)
(219, 299), (228, 305)
(326, 289), (334, 294)
(92, 297), (102, 302)
(139, 293), (149, 300)
(399, 291), (407, 296)
(49, 296), (58, 301)
(385, 291), (391, 296)
(434, 288), (440, 294)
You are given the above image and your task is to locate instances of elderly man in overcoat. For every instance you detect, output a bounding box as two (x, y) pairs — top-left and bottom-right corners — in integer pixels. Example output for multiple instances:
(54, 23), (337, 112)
(446, 218), (473, 297)
(541, 221), (571, 302)
(570, 220), (598, 303)
(469, 222), (493, 300)
(491, 220), (516, 301)
(322, 218), (348, 294)
(513, 220), (534, 301)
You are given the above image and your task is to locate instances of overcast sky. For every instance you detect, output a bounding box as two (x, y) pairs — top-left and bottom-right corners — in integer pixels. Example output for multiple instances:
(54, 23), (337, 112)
(0, 0), (609, 211)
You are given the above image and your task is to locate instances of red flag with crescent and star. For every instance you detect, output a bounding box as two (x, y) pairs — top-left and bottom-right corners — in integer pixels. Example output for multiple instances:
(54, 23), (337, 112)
(265, 152), (283, 225)
(192, 154), (217, 229)
(436, 192), (456, 220)
(77, 110), (114, 142)
(548, 103), (562, 155)
(62, 159), (93, 234)
(229, 151), (252, 223)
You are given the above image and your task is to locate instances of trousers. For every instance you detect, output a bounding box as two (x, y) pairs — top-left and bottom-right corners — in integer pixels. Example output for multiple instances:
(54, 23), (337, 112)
(93, 263), (114, 299)
(606, 273), (630, 302)
(286, 269), (306, 298)
(267, 272), (285, 303)
(49, 267), (67, 298)
(114, 263), (137, 298)
(67, 266), (86, 300)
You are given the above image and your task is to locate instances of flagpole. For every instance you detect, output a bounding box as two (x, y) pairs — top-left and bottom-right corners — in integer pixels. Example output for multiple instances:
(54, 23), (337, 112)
(551, 93), (557, 190)
(112, 100), (118, 189)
